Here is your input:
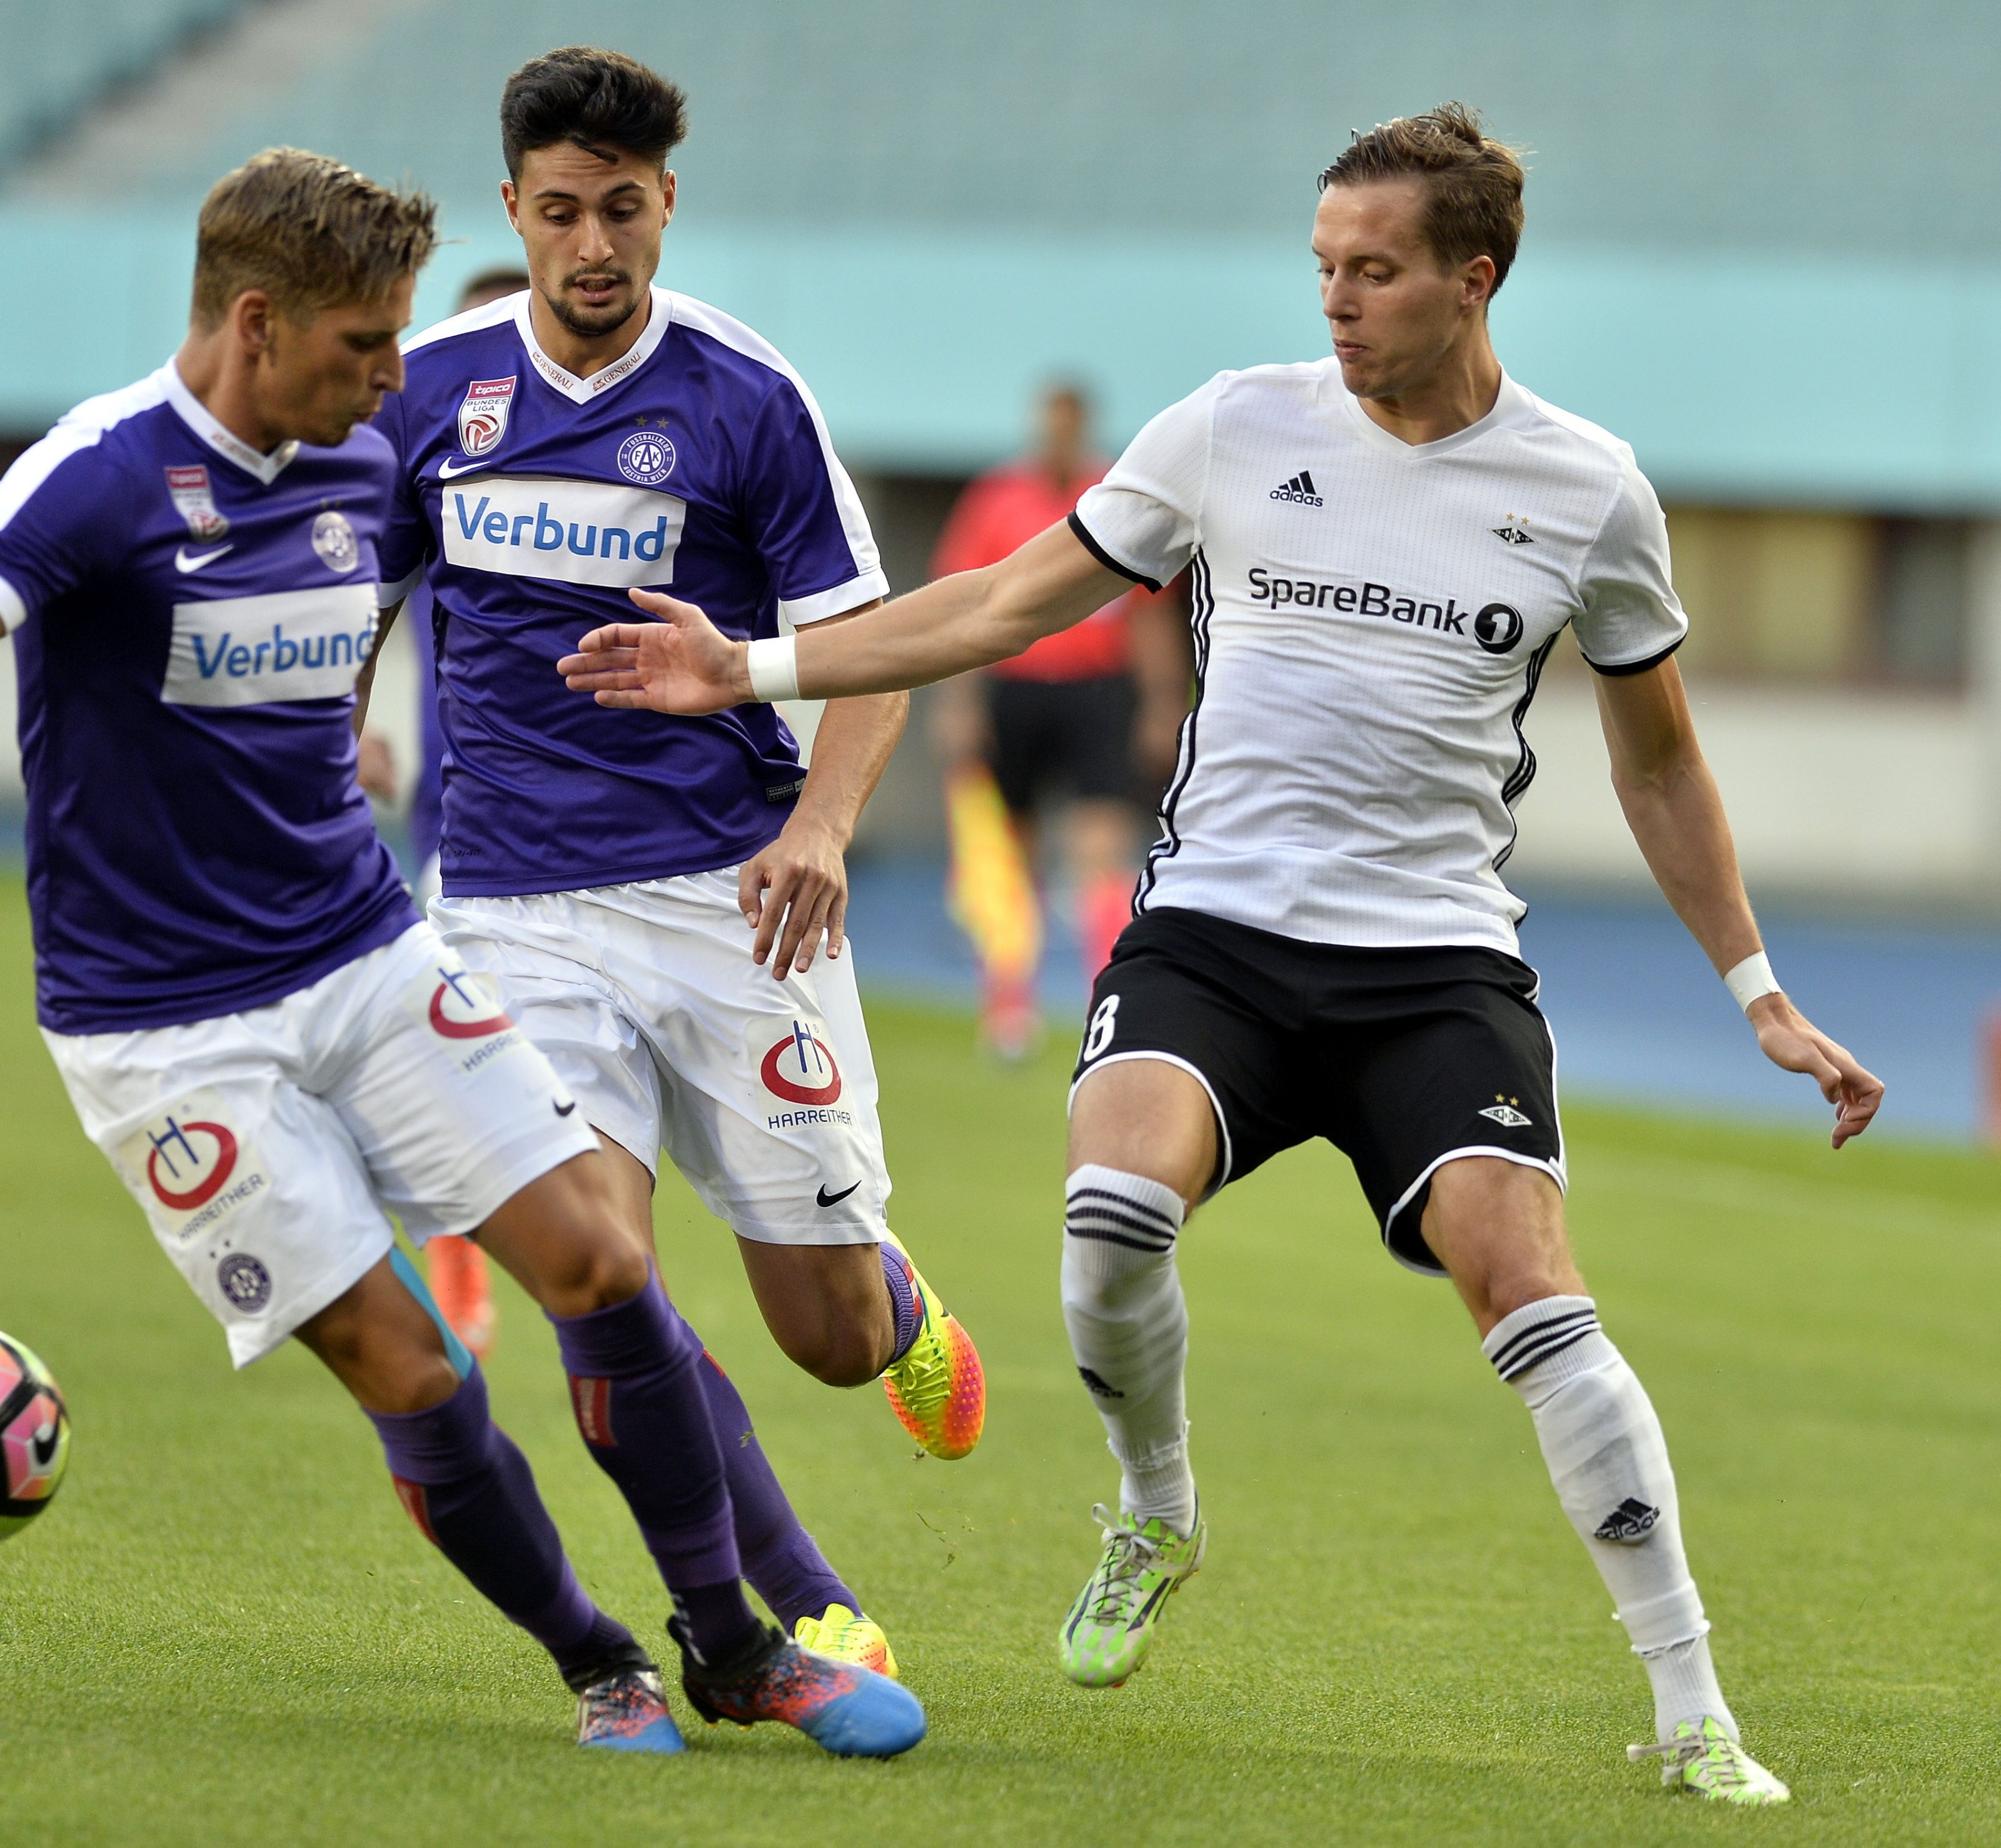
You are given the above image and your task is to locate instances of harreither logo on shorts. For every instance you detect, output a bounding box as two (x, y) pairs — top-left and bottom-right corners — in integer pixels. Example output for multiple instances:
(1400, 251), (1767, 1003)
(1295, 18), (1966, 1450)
(116, 1091), (270, 1245)
(160, 585), (380, 707)
(440, 475), (687, 588)
(759, 1018), (854, 1130)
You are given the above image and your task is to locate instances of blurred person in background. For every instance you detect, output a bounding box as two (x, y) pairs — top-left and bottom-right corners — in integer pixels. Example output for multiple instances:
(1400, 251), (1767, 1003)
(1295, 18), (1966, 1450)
(929, 383), (1191, 1058)
(359, 264), (530, 1362)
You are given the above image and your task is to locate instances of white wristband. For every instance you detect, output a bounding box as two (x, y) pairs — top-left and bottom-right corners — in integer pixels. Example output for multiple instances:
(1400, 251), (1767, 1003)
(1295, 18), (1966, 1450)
(744, 635), (800, 704)
(1723, 951), (1782, 1013)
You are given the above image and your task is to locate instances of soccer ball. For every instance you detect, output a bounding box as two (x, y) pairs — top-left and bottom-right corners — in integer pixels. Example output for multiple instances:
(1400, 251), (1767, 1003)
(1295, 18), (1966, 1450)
(0, 1332), (69, 1540)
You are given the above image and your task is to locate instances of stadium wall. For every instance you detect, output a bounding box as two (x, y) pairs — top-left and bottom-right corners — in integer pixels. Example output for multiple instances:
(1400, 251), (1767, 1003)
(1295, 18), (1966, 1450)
(4, 208), (2001, 508)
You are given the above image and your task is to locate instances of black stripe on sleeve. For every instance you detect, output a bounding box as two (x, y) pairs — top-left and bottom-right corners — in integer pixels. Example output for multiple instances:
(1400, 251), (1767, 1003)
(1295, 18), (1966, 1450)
(1582, 633), (1685, 678)
(1066, 510), (1162, 593)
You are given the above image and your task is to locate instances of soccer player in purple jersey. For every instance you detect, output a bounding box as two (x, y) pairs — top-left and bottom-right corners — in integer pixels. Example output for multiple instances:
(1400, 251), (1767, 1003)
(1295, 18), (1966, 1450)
(365, 48), (986, 1671)
(4, 149), (920, 1759)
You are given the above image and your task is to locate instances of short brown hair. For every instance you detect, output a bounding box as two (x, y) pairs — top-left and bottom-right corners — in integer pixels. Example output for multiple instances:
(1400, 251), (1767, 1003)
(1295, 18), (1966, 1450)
(191, 148), (438, 328)
(1318, 103), (1525, 296)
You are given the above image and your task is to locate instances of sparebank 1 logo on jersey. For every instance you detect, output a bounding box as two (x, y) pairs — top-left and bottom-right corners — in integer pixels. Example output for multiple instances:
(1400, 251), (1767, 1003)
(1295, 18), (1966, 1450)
(118, 1092), (269, 1243)
(1246, 567), (1526, 655)
(759, 1019), (852, 1129)
(457, 377), (517, 457)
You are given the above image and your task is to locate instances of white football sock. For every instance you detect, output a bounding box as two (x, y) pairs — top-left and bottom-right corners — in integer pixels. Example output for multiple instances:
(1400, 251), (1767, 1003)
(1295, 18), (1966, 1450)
(1061, 1164), (1196, 1536)
(1484, 1295), (1738, 1743)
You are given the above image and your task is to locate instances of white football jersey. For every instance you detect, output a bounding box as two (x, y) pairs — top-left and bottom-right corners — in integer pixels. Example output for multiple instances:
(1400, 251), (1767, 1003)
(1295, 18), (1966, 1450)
(1072, 365), (1686, 954)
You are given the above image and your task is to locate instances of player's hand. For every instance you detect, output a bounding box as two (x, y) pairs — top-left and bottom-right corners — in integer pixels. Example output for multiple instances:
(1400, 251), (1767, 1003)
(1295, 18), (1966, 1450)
(558, 589), (750, 714)
(741, 810), (849, 981)
(356, 730), (398, 801)
(1747, 992), (1883, 1148)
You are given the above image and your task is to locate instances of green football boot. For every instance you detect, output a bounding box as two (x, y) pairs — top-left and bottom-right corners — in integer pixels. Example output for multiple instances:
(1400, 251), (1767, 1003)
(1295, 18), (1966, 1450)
(1628, 1717), (1791, 1804)
(1057, 1502), (1206, 1687)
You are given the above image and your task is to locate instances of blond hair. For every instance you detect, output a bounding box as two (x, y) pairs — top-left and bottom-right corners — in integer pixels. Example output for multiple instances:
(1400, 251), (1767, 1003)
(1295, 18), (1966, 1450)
(191, 148), (437, 328)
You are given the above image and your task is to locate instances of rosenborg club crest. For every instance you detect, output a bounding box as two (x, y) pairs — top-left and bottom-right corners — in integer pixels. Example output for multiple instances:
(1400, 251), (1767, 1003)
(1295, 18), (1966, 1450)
(456, 376), (517, 457)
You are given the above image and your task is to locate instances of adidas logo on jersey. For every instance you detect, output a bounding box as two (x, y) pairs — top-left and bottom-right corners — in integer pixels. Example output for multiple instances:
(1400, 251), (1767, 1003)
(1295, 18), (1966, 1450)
(1269, 470), (1323, 507)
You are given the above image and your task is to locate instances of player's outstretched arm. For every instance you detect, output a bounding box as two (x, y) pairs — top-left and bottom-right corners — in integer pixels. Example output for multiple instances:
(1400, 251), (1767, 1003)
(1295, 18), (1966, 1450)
(557, 519), (1131, 714)
(1595, 659), (1884, 1148)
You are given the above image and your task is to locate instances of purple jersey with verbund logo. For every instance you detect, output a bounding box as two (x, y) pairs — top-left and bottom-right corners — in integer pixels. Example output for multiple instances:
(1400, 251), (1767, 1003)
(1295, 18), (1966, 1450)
(0, 361), (416, 1034)
(376, 288), (887, 897)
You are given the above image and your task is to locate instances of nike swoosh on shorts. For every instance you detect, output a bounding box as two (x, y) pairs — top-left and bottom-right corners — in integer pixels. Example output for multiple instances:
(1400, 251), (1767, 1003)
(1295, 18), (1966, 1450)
(816, 1181), (861, 1208)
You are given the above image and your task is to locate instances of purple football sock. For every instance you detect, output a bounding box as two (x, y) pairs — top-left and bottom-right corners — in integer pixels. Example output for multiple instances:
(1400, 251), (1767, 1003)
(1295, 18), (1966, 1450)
(367, 1365), (642, 1689)
(881, 1240), (923, 1366)
(699, 1349), (860, 1631)
(550, 1268), (760, 1665)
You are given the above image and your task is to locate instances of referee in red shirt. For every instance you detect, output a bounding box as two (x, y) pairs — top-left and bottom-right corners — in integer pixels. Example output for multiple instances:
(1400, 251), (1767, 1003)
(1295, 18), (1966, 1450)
(929, 383), (1189, 1056)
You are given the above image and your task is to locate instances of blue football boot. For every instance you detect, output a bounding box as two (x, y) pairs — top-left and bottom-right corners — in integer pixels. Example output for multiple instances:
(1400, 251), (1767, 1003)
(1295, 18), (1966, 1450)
(670, 1617), (926, 1759)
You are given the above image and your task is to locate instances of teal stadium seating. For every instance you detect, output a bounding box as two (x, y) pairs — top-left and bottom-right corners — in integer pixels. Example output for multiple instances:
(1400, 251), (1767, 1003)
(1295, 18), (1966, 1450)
(0, 1), (245, 166)
(1, 1), (2000, 500)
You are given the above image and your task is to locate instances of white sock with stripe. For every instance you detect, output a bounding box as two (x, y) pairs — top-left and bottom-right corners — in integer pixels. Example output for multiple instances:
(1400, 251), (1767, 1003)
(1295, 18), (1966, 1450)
(1061, 1164), (1196, 1536)
(1484, 1294), (1738, 1743)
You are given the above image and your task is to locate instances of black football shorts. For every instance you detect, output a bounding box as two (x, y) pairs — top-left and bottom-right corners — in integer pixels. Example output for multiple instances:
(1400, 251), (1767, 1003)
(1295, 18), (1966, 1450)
(1070, 906), (1565, 1275)
(985, 672), (1138, 816)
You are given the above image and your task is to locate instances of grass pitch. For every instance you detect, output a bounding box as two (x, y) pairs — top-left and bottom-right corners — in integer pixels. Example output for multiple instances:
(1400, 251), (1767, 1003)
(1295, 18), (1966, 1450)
(2, 876), (1998, 1846)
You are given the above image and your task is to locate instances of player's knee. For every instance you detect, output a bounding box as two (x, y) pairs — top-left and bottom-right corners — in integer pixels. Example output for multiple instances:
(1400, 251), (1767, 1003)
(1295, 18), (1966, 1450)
(534, 1225), (651, 1316)
(370, 1350), (463, 1416)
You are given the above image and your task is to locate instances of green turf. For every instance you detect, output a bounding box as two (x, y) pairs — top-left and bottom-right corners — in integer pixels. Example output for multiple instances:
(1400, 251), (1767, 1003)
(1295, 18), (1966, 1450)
(2, 875), (1998, 1846)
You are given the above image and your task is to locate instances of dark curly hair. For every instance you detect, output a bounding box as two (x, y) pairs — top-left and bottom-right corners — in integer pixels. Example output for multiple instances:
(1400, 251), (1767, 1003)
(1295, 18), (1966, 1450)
(500, 46), (688, 178)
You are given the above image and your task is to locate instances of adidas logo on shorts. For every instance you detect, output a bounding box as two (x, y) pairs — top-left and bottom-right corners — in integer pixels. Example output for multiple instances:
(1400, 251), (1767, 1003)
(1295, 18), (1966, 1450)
(1269, 469), (1323, 507)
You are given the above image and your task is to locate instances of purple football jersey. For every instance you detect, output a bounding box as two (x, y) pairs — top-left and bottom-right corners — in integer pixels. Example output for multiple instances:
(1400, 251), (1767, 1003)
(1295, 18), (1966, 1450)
(0, 361), (416, 1033)
(375, 288), (887, 897)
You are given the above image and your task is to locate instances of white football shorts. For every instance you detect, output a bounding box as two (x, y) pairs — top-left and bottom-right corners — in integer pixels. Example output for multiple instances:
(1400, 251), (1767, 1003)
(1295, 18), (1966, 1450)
(43, 921), (598, 1368)
(428, 869), (892, 1249)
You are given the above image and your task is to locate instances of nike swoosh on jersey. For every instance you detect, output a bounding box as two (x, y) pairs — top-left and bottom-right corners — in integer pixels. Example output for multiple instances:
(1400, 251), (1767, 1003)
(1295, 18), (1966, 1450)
(436, 455), (488, 478)
(174, 544), (234, 573)
(553, 1099), (577, 1117)
(816, 1180), (862, 1208)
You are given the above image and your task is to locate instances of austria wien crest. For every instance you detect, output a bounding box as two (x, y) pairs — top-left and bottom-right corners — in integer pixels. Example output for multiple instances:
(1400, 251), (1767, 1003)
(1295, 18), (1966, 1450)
(456, 376), (517, 457)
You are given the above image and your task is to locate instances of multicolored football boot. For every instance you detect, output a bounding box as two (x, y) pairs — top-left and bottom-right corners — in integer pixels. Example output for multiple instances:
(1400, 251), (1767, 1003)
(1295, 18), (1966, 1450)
(576, 1667), (685, 1754)
(1628, 1718), (1791, 1804)
(793, 1602), (898, 1679)
(879, 1229), (985, 1460)
(1058, 1503), (1206, 1688)
(671, 1618), (926, 1759)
